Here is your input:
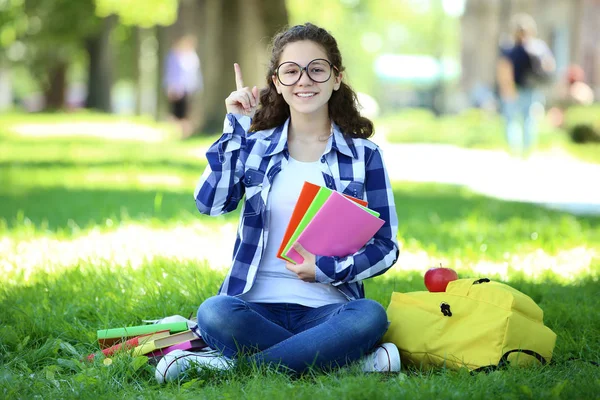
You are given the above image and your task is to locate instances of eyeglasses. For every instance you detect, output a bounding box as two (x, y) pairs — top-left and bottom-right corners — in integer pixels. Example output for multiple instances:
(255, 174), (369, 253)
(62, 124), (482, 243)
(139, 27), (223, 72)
(275, 58), (337, 86)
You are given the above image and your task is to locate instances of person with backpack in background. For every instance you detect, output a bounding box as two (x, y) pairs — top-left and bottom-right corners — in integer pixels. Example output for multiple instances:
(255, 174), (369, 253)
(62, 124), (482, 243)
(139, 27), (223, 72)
(496, 13), (556, 158)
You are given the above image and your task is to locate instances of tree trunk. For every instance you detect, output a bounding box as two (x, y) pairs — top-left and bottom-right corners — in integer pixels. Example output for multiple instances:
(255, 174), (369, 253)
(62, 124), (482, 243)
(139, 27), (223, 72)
(156, 25), (169, 120)
(197, 0), (288, 135)
(200, 0), (240, 134)
(259, 0), (289, 38)
(432, 0), (445, 116)
(0, 63), (13, 112)
(238, 0), (264, 88)
(460, 0), (502, 94)
(133, 26), (143, 115)
(44, 61), (67, 110)
(85, 15), (117, 112)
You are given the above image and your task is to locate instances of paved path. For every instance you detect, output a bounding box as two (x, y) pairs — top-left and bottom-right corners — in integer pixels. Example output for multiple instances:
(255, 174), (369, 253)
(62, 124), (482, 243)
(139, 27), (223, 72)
(10, 119), (599, 216)
(378, 142), (600, 216)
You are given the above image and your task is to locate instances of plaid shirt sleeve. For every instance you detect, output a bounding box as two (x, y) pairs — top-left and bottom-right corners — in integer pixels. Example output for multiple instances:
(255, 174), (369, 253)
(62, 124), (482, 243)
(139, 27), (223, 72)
(194, 114), (251, 216)
(314, 146), (399, 285)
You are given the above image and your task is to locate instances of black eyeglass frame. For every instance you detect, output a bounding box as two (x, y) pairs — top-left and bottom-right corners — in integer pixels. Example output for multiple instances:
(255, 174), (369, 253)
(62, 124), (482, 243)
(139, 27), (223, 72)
(274, 58), (339, 86)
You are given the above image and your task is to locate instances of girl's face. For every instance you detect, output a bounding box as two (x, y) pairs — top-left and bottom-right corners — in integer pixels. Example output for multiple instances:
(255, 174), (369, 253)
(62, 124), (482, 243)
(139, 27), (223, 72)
(272, 40), (342, 118)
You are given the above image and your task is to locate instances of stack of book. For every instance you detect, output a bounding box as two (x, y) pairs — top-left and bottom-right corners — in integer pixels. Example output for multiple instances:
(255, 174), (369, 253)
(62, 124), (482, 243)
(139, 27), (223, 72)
(277, 182), (385, 264)
(89, 321), (207, 362)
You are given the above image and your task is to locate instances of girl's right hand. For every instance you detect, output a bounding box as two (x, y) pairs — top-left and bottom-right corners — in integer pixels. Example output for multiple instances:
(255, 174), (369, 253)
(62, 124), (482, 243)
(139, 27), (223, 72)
(225, 63), (260, 118)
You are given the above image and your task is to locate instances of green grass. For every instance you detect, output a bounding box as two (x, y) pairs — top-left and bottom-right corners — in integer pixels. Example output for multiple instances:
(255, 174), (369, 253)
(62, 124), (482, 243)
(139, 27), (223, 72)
(378, 107), (600, 164)
(1, 113), (599, 399)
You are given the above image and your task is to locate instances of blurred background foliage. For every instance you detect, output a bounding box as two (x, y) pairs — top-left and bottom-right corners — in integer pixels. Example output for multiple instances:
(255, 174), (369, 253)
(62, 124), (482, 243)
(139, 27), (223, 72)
(287, 0), (462, 99)
(0, 0), (599, 149)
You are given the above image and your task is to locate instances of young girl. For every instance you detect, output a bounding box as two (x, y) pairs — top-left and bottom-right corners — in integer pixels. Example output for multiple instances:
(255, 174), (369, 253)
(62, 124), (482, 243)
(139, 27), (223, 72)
(156, 23), (400, 383)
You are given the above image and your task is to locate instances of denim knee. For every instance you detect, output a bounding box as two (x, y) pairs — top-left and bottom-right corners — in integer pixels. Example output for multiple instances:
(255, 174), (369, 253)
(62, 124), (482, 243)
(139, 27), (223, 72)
(348, 298), (389, 342)
(197, 295), (235, 333)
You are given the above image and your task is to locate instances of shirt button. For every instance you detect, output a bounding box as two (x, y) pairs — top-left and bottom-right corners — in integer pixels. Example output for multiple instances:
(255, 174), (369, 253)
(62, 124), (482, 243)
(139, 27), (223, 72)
(320, 156), (326, 163)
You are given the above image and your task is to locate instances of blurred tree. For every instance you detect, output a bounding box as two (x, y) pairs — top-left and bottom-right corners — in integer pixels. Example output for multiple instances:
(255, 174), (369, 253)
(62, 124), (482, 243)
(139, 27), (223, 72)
(0, 0), (178, 111)
(287, 0), (461, 108)
(198, 0), (288, 134)
(198, 0), (241, 133)
(95, 0), (178, 27)
(1, 0), (102, 110)
(0, 0), (29, 109)
(85, 15), (117, 111)
(93, 0), (179, 113)
(1, 0), (287, 121)
(0, 0), (29, 52)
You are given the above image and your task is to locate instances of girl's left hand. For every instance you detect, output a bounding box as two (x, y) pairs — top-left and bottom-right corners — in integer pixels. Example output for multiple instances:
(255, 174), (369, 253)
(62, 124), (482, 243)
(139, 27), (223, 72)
(285, 243), (316, 282)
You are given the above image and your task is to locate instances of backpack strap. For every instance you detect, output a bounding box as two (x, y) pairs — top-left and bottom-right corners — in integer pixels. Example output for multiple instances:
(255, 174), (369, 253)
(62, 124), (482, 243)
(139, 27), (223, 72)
(472, 349), (547, 373)
(474, 352), (600, 374)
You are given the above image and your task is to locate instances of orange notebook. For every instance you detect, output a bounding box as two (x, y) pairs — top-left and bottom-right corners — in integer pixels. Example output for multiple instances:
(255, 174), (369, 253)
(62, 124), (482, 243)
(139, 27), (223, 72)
(276, 182), (368, 261)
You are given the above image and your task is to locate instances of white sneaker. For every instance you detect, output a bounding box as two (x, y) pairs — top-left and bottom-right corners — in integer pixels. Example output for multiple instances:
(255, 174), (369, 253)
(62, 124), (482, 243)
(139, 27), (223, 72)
(360, 342), (401, 372)
(142, 315), (196, 329)
(155, 349), (232, 383)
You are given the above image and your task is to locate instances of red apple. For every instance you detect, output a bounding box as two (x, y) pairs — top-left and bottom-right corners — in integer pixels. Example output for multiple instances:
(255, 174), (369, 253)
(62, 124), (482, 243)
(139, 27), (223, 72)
(424, 267), (459, 292)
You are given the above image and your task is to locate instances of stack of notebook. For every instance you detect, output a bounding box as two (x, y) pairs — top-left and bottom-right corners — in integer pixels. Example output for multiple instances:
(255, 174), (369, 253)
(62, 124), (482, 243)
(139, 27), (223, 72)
(89, 320), (207, 362)
(277, 182), (385, 264)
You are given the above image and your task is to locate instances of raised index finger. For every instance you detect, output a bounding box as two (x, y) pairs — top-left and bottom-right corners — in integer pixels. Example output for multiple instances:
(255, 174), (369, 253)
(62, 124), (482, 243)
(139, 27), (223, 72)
(234, 63), (244, 90)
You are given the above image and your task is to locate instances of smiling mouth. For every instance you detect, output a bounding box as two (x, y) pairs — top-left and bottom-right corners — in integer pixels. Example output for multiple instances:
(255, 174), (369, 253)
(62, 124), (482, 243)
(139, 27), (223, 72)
(295, 92), (317, 98)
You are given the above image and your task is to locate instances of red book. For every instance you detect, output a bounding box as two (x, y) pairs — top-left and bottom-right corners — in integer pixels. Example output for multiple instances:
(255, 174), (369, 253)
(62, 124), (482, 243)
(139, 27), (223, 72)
(276, 182), (368, 261)
(87, 330), (170, 361)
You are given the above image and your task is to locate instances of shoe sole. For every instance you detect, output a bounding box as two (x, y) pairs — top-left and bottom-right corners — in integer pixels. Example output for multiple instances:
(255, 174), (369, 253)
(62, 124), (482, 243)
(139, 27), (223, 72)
(379, 343), (401, 372)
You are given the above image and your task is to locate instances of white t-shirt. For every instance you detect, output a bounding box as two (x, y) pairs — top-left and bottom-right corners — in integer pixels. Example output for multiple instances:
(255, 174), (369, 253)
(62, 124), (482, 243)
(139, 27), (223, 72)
(239, 156), (348, 307)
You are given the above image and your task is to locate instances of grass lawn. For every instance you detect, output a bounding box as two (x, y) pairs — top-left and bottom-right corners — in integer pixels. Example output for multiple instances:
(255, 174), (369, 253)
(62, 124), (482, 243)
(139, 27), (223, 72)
(0, 112), (599, 399)
(379, 108), (600, 164)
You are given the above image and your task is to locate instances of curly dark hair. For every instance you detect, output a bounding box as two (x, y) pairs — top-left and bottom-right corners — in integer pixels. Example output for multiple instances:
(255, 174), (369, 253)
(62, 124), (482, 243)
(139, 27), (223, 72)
(249, 23), (373, 139)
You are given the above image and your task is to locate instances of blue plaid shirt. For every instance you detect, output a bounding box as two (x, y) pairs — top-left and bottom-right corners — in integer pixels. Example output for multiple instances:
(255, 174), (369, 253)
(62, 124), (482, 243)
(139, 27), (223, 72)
(194, 114), (399, 301)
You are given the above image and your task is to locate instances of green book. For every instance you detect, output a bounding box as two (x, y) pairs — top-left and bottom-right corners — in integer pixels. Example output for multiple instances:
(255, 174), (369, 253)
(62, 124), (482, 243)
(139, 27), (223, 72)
(280, 187), (379, 263)
(97, 321), (189, 340)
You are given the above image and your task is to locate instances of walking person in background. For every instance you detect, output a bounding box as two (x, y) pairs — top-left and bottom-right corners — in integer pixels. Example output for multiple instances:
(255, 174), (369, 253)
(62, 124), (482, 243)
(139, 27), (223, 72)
(163, 35), (202, 138)
(497, 13), (555, 158)
(155, 23), (400, 383)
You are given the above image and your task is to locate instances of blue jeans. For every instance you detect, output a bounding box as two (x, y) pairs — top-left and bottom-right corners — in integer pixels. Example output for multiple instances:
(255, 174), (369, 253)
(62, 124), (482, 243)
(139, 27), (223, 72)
(196, 296), (389, 373)
(501, 88), (543, 157)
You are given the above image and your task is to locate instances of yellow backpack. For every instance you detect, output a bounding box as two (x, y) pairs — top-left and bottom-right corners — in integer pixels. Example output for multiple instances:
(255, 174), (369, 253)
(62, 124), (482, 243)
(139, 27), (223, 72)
(382, 278), (557, 371)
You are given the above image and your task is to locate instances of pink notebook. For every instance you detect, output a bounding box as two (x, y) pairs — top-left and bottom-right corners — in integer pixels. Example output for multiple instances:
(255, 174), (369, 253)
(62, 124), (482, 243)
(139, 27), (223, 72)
(285, 191), (385, 263)
(147, 339), (207, 357)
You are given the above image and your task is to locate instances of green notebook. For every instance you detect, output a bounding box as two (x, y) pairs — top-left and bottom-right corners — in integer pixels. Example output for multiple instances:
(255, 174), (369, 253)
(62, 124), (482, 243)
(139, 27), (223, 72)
(97, 321), (189, 340)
